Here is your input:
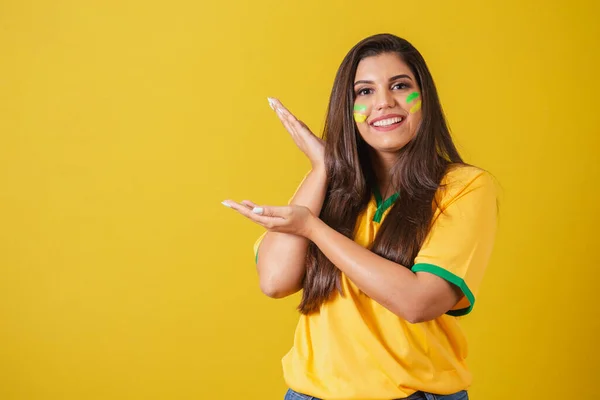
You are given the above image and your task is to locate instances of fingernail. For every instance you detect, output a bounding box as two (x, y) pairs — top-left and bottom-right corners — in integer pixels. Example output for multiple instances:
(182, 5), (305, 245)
(267, 97), (275, 110)
(221, 201), (231, 208)
(252, 207), (264, 214)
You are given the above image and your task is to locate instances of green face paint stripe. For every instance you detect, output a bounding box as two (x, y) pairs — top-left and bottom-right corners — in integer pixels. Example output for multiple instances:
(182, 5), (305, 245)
(406, 92), (420, 103)
(354, 104), (367, 112)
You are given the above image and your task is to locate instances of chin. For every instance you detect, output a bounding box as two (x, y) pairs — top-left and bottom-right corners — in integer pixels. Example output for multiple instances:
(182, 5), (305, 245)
(366, 136), (414, 154)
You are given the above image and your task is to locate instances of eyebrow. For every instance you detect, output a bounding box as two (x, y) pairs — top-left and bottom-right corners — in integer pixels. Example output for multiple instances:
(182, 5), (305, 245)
(353, 74), (412, 86)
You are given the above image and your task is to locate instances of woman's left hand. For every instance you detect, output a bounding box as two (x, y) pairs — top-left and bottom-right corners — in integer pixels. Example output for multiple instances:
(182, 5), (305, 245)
(223, 199), (316, 238)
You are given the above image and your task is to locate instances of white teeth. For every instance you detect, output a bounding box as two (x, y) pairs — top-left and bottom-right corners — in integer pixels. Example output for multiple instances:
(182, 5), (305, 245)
(373, 117), (403, 127)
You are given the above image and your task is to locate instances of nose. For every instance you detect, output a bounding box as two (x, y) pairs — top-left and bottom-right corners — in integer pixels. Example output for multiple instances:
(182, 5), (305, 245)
(375, 89), (395, 110)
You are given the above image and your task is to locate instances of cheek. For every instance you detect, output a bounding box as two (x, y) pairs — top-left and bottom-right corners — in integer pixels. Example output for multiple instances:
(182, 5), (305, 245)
(353, 102), (369, 123)
(355, 122), (370, 141)
(408, 112), (422, 137)
(405, 91), (422, 114)
(411, 113), (422, 127)
(354, 113), (368, 123)
(409, 100), (422, 114)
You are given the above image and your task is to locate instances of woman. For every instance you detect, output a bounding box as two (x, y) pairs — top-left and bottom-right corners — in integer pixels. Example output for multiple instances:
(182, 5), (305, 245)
(223, 34), (497, 400)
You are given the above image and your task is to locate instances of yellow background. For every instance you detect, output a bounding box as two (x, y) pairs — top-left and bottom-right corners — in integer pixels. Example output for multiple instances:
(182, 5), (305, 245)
(1, 0), (598, 399)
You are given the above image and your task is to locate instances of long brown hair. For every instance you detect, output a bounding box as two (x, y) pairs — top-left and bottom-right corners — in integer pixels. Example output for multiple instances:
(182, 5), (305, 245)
(299, 34), (464, 314)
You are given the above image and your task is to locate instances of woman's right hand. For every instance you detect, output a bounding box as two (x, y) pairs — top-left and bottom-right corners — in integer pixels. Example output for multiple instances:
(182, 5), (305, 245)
(268, 98), (325, 170)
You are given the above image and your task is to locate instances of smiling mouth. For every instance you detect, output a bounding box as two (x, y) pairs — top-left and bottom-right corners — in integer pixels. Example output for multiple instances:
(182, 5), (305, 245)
(371, 116), (404, 127)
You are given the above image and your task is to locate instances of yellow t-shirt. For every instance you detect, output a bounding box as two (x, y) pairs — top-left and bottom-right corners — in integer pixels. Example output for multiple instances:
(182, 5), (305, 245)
(254, 165), (497, 400)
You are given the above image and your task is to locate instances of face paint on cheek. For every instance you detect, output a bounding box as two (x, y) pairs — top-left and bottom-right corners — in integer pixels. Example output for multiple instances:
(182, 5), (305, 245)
(354, 113), (367, 123)
(410, 100), (422, 114)
(406, 92), (422, 114)
(353, 104), (367, 123)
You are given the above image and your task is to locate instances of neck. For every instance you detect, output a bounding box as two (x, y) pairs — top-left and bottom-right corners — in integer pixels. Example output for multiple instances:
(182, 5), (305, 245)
(370, 150), (397, 199)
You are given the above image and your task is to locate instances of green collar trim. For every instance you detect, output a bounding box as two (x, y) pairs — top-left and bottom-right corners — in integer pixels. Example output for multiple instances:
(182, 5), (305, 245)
(373, 186), (399, 223)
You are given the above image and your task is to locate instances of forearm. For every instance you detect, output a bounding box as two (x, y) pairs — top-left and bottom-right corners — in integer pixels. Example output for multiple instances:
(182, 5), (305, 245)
(256, 167), (328, 298)
(306, 217), (459, 322)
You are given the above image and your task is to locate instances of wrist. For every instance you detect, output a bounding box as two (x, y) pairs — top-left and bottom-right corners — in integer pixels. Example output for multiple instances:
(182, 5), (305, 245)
(310, 163), (326, 177)
(304, 213), (322, 241)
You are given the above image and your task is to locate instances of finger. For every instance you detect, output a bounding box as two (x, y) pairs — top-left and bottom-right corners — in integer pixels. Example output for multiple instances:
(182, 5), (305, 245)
(224, 200), (287, 221)
(255, 205), (291, 219)
(270, 99), (311, 138)
(270, 100), (317, 148)
(274, 104), (298, 129)
(231, 202), (285, 219)
(272, 99), (297, 121)
(241, 200), (259, 209)
(291, 118), (314, 137)
(275, 105), (311, 136)
(224, 200), (282, 226)
(270, 98), (287, 113)
(225, 200), (257, 216)
(274, 112), (300, 141)
(280, 117), (299, 138)
(247, 206), (291, 231)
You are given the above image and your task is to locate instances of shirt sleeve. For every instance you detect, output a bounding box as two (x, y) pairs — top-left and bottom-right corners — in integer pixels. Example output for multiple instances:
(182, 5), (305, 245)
(412, 170), (498, 316)
(253, 231), (267, 264)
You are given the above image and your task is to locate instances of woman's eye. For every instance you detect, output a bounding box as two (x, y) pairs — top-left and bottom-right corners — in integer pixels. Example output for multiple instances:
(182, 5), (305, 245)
(392, 82), (409, 90)
(357, 88), (373, 96)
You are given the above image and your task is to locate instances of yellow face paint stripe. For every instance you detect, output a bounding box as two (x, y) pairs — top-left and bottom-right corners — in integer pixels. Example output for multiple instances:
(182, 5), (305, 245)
(410, 99), (422, 114)
(354, 104), (367, 123)
(354, 113), (367, 123)
(407, 92), (421, 114)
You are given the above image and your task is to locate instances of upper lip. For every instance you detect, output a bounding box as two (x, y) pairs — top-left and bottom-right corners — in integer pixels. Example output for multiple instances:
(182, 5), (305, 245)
(369, 113), (406, 125)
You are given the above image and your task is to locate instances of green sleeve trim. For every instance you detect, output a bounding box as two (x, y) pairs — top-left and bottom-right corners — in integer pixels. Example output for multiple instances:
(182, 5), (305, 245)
(411, 263), (475, 316)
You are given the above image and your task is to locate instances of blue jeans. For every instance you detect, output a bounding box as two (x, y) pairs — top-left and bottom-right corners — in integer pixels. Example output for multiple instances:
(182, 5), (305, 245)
(284, 388), (468, 400)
